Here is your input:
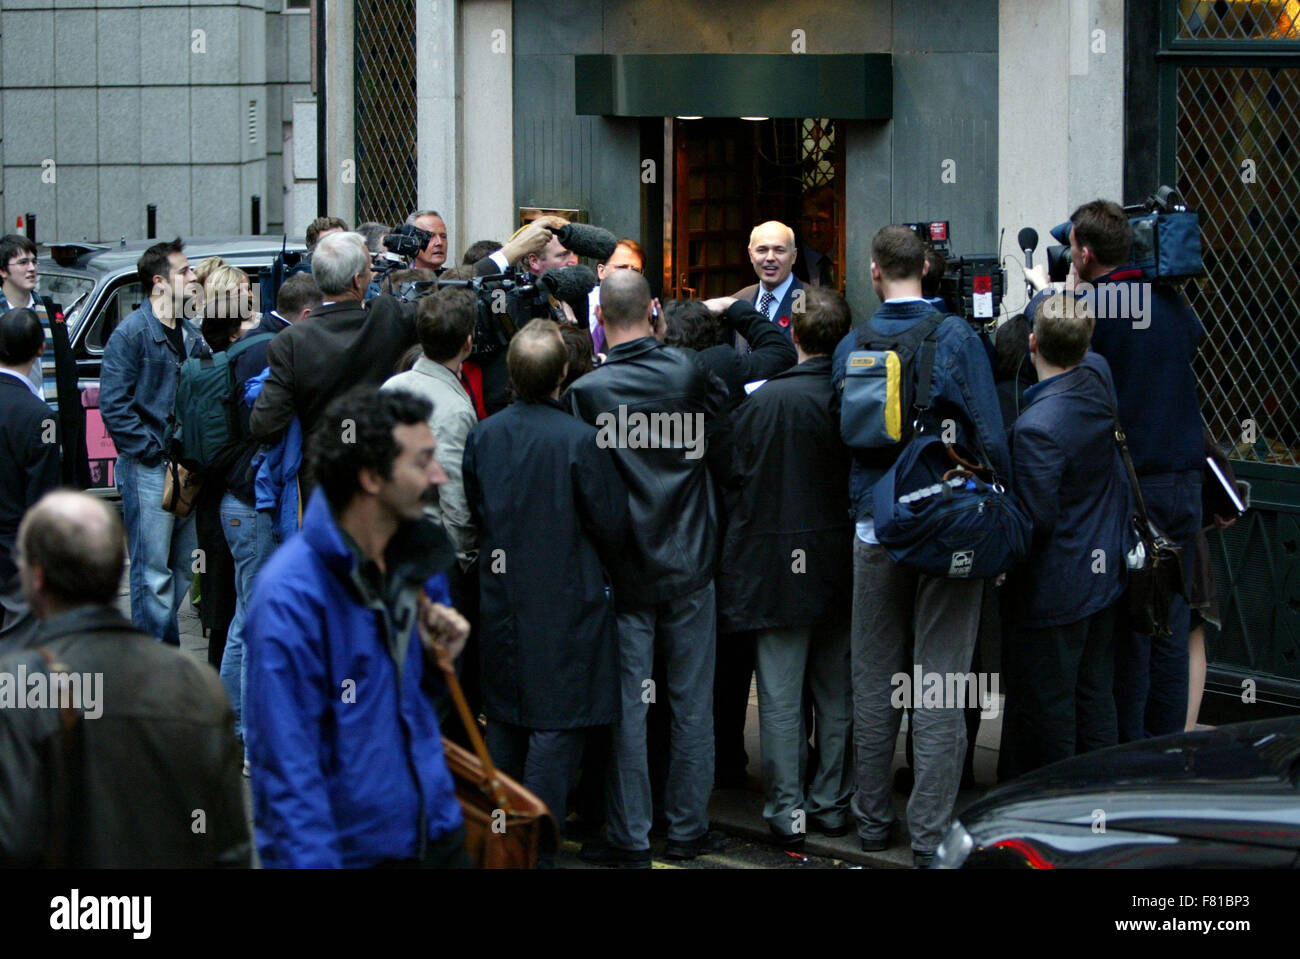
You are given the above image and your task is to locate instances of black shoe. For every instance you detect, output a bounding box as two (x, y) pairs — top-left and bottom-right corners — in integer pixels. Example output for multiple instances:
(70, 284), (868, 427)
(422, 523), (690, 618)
(769, 828), (806, 853)
(578, 841), (652, 868)
(913, 849), (936, 869)
(811, 819), (851, 838)
(859, 826), (894, 852)
(663, 829), (728, 860)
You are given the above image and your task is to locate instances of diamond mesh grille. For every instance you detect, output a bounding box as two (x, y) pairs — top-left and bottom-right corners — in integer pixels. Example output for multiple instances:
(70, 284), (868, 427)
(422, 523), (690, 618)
(1176, 65), (1300, 465)
(801, 118), (836, 189)
(354, 0), (418, 227)
(1178, 0), (1300, 40)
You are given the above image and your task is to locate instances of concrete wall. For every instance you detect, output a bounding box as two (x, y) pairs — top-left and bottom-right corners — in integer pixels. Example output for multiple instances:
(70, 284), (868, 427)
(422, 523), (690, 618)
(0, 0), (313, 245)
(509, 0), (1001, 322)
(998, 0), (1124, 316)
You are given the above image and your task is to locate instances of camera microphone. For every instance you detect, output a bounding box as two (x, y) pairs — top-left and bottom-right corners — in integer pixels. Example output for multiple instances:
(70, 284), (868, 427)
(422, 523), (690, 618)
(555, 223), (618, 261)
(1017, 227), (1039, 269)
(539, 264), (599, 301)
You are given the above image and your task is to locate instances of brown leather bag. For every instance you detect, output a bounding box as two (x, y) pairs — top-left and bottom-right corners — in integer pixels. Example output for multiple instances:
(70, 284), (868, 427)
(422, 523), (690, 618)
(161, 458), (203, 517)
(440, 665), (558, 869)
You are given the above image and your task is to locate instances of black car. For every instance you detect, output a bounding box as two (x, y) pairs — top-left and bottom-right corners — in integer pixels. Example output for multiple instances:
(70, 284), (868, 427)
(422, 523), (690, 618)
(936, 717), (1300, 868)
(35, 237), (307, 495)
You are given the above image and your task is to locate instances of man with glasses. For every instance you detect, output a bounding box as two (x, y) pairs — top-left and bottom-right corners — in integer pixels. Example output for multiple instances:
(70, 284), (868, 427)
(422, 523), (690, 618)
(0, 235), (89, 488)
(588, 239), (645, 355)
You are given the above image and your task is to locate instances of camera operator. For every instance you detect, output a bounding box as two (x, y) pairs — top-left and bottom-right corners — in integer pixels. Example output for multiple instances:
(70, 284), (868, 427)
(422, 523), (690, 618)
(1035, 200), (1203, 743)
(406, 209), (450, 275)
(469, 217), (601, 413)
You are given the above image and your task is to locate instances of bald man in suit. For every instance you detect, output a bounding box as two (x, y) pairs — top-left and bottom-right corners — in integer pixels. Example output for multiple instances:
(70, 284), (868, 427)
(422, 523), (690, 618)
(732, 221), (803, 344)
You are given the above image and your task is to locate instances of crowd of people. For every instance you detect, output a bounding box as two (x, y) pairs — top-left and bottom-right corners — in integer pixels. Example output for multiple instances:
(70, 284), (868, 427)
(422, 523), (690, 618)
(0, 198), (1226, 868)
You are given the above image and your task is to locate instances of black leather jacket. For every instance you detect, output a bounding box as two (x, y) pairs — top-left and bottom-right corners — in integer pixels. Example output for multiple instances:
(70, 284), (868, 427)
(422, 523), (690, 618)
(567, 337), (728, 608)
(0, 606), (251, 867)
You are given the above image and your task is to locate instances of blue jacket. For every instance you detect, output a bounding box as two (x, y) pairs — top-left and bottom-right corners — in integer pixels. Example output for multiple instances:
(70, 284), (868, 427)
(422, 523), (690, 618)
(99, 299), (208, 464)
(1086, 270), (1203, 476)
(243, 490), (462, 868)
(1010, 352), (1132, 628)
(831, 300), (1010, 522)
(245, 370), (302, 543)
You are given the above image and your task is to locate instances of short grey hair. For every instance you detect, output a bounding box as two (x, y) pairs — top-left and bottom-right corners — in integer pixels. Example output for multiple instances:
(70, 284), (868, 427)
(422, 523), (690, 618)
(406, 209), (443, 226)
(356, 221), (390, 253)
(312, 231), (370, 295)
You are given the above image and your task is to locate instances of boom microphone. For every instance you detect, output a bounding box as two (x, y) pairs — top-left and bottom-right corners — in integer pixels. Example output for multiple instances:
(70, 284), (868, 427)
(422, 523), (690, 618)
(1017, 227), (1039, 269)
(555, 223), (618, 261)
(539, 264), (599, 301)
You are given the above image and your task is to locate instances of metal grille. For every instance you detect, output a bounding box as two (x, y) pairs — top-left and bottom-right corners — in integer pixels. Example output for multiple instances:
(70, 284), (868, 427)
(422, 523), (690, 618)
(1179, 0), (1300, 39)
(801, 118), (836, 189)
(1207, 507), (1300, 682)
(1176, 66), (1300, 466)
(354, 0), (417, 226)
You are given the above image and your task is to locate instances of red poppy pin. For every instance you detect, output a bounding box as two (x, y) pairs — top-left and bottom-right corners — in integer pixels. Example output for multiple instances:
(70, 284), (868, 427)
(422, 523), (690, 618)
(778, 315), (791, 328)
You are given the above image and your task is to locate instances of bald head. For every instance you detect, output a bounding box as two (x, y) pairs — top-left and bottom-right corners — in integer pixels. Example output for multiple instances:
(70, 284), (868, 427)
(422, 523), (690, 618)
(18, 491), (125, 616)
(598, 268), (652, 330)
(747, 221), (797, 291)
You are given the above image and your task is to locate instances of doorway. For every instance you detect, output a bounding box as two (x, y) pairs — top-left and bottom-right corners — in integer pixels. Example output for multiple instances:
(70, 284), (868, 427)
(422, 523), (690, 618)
(665, 117), (845, 299)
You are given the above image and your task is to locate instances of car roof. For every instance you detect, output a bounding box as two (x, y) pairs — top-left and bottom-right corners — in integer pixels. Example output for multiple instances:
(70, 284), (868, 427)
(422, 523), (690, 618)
(40, 236), (308, 276)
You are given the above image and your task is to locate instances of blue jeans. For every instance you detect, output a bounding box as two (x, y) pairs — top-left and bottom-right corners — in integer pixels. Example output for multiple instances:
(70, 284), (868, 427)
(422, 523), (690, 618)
(1114, 469), (1201, 741)
(115, 454), (197, 645)
(220, 492), (276, 741)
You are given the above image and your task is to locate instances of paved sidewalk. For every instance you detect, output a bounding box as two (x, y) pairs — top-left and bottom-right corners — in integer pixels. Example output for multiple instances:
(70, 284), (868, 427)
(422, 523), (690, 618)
(707, 679), (1004, 867)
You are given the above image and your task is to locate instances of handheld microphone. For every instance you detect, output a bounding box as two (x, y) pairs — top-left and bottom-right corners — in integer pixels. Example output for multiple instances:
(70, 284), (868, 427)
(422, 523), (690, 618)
(1017, 227), (1039, 269)
(539, 264), (599, 301)
(555, 223), (618, 261)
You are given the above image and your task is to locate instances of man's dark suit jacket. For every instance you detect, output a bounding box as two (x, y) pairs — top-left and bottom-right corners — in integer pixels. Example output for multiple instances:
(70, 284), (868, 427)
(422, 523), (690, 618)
(731, 275), (804, 344)
(0, 375), (61, 585)
(249, 294), (418, 444)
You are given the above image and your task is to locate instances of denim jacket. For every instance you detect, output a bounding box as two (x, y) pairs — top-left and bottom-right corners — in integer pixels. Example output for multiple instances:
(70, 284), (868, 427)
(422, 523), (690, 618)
(831, 300), (1010, 522)
(99, 299), (208, 465)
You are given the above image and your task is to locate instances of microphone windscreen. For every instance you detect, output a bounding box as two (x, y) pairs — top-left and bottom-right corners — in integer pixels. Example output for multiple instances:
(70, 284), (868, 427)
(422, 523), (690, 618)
(539, 265), (599, 301)
(556, 223), (619, 261)
(1017, 227), (1039, 253)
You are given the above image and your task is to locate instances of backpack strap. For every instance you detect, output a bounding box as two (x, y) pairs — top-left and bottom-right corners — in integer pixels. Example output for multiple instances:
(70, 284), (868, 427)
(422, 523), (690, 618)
(912, 314), (947, 414)
(227, 331), (275, 360)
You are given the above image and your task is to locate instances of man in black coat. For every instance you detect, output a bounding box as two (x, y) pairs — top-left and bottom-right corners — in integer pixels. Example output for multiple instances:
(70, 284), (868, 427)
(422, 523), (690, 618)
(462, 320), (628, 860)
(0, 308), (62, 647)
(719, 286), (854, 850)
(250, 232), (420, 446)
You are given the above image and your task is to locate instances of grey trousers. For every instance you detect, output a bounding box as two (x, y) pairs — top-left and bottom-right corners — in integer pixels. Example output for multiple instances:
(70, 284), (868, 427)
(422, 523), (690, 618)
(755, 623), (853, 836)
(850, 539), (982, 853)
(485, 721), (587, 835)
(607, 581), (716, 851)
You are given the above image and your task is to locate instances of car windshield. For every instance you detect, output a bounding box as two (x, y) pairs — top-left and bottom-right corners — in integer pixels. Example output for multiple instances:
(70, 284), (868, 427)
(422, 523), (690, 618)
(36, 270), (97, 321)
